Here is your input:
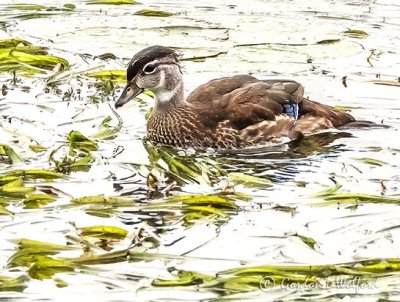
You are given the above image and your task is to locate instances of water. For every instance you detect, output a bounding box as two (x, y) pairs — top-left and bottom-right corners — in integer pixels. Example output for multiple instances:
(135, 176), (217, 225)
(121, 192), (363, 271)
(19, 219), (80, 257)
(1, 0), (400, 300)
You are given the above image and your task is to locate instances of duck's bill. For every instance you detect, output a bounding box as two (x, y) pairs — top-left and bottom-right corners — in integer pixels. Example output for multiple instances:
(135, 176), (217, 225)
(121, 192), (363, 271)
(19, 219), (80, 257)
(115, 83), (143, 108)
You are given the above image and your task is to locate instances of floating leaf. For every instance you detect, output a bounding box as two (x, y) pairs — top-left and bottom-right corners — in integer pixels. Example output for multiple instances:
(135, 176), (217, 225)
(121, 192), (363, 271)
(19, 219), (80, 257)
(54, 277), (69, 288)
(0, 41), (69, 75)
(322, 193), (400, 205)
(157, 193), (246, 226)
(0, 38), (31, 48)
(11, 50), (69, 69)
(0, 205), (12, 215)
(313, 183), (341, 198)
(96, 53), (117, 60)
(0, 176), (19, 186)
(24, 193), (57, 209)
(159, 258), (400, 294)
(333, 105), (354, 112)
(74, 249), (128, 265)
(91, 106), (123, 140)
(228, 172), (273, 188)
(152, 276), (203, 287)
(0, 275), (29, 292)
(2, 45), (48, 55)
(7, 4), (48, 10)
(0, 178), (35, 198)
(354, 157), (388, 166)
(71, 194), (133, 205)
(13, 13), (57, 20)
(152, 270), (215, 287)
(67, 131), (98, 152)
(87, 69), (125, 83)
(18, 239), (73, 252)
(135, 9), (174, 17)
(343, 29), (368, 38)
(166, 194), (238, 209)
(52, 151), (96, 174)
(373, 80), (400, 87)
(63, 4), (76, 10)
(79, 225), (128, 240)
(84, 209), (115, 218)
(312, 184), (400, 206)
(367, 146), (382, 152)
(144, 143), (225, 185)
(0, 143), (23, 164)
(213, 275), (269, 292)
(184, 205), (227, 218)
(87, 0), (141, 4)
(29, 144), (47, 152)
(8, 239), (74, 268)
(69, 152), (95, 172)
(272, 205), (297, 214)
(4, 169), (67, 180)
(220, 264), (339, 279)
(295, 234), (317, 250)
(220, 258), (400, 279)
(29, 256), (75, 280)
(151, 267), (320, 294)
(316, 39), (341, 45)
(358, 261), (400, 273)
(181, 51), (227, 62)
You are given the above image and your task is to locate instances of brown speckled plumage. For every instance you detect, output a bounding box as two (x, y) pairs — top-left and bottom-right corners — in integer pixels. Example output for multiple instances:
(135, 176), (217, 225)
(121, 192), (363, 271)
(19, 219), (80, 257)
(116, 46), (375, 149)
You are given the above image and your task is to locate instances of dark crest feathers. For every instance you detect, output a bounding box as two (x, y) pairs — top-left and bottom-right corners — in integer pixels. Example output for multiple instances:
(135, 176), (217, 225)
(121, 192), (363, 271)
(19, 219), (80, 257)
(126, 45), (179, 82)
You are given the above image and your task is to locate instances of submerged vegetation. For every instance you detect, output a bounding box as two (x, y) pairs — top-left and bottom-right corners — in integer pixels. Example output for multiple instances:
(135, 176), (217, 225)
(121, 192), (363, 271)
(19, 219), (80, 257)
(1, 0), (400, 300)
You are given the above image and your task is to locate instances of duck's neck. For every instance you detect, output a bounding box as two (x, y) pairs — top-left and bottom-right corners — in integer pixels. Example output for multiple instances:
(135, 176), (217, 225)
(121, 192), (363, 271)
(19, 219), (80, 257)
(153, 69), (184, 111)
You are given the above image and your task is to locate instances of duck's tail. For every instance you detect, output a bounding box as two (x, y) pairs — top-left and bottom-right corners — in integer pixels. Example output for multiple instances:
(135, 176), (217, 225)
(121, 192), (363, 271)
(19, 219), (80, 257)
(292, 98), (384, 136)
(338, 120), (387, 129)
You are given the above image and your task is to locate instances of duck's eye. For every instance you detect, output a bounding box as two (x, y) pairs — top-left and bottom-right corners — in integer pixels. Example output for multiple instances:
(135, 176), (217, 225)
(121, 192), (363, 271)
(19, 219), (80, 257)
(143, 64), (156, 74)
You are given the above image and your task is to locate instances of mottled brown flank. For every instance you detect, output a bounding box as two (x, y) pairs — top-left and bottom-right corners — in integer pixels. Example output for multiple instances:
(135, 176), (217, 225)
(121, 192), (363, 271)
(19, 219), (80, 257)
(146, 75), (372, 149)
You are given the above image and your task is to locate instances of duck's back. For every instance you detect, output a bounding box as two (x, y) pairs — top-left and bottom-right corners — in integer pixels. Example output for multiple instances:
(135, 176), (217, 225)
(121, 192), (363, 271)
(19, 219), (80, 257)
(185, 75), (318, 146)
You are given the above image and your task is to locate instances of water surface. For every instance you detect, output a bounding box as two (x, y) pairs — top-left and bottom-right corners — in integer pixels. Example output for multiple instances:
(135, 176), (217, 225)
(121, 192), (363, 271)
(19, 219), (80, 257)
(1, 0), (400, 301)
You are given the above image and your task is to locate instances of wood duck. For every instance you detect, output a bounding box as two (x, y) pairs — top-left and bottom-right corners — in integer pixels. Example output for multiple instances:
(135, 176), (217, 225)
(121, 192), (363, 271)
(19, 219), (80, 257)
(115, 45), (374, 149)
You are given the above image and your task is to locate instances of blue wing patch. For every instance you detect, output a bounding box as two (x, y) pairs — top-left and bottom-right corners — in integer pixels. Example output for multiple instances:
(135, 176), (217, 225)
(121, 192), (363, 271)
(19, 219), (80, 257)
(283, 103), (299, 120)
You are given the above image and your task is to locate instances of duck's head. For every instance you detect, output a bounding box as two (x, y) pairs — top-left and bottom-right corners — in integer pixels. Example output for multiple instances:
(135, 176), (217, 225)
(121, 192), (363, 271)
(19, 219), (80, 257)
(115, 45), (183, 108)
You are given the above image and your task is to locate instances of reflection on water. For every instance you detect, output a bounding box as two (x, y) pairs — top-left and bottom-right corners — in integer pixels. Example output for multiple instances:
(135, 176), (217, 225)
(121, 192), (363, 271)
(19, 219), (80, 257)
(221, 131), (354, 159)
(1, 0), (400, 300)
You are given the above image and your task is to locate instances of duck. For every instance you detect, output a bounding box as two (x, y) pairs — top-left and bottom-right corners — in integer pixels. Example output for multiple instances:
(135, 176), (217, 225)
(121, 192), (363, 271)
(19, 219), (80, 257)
(115, 45), (374, 149)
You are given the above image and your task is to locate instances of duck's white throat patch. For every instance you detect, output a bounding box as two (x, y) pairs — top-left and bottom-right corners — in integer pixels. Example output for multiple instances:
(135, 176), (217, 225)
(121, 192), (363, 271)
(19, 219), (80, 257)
(154, 71), (182, 104)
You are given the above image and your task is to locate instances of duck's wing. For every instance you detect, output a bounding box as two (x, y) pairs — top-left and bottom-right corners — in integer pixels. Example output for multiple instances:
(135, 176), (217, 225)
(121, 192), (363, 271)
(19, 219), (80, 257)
(187, 75), (304, 130)
(186, 75), (368, 144)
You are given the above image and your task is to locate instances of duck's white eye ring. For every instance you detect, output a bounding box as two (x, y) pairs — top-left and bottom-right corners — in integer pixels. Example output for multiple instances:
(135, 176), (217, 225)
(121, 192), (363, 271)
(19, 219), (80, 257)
(143, 63), (156, 74)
